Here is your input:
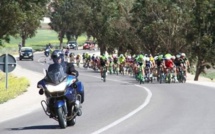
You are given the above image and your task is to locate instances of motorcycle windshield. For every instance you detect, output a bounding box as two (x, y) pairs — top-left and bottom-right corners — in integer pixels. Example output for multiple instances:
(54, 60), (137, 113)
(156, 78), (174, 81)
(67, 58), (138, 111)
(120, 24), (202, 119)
(47, 64), (66, 85)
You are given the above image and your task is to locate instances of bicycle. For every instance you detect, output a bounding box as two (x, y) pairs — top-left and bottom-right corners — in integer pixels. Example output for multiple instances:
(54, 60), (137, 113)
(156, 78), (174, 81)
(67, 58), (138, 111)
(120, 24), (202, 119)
(144, 66), (153, 83)
(100, 66), (107, 82)
(113, 63), (119, 75)
(135, 66), (144, 84)
(177, 66), (186, 83)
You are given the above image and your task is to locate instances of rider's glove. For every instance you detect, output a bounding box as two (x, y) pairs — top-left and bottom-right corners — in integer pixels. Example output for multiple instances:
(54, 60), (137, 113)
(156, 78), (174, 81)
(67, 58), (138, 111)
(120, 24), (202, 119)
(39, 89), (44, 95)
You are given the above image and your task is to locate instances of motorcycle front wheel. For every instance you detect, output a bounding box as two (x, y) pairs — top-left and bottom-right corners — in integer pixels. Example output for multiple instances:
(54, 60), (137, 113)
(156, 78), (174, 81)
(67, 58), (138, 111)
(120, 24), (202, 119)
(57, 107), (67, 128)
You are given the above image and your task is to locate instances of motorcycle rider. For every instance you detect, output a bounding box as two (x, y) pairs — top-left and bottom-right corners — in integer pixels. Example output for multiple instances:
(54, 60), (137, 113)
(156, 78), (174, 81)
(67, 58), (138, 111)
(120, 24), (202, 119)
(38, 50), (83, 116)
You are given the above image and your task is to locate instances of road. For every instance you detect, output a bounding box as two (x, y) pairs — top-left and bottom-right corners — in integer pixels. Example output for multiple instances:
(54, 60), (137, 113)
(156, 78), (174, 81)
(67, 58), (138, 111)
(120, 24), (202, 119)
(0, 49), (215, 134)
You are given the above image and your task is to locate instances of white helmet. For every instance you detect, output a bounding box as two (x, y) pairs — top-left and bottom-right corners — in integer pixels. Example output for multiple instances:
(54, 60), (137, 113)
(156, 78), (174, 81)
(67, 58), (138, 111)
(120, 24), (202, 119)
(171, 55), (176, 60)
(154, 56), (158, 60)
(145, 57), (150, 61)
(119, 54), (124, 57)
(181, 53), (186, 57)
(176, 54), (180, 58)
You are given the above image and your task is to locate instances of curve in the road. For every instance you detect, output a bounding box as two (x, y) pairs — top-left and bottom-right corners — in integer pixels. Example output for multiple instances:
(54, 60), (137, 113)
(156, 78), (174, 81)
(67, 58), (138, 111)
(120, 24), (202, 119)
(81, 74), (152, 134)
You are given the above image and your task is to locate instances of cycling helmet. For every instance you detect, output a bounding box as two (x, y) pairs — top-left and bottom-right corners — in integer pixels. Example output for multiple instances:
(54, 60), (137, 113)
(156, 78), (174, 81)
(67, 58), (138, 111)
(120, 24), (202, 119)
(154, 56), (158, 60)
(171, 55), (176, 60)
(145, 57), (150, 61)
(181, 53), (186, 57)
(176, 54), (181, 58)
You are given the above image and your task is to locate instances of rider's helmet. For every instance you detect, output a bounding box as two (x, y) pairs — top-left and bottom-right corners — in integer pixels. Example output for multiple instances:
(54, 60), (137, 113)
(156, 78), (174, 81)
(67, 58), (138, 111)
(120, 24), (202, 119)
(51, 50), (61, 59)
(51, 50), (64, 63)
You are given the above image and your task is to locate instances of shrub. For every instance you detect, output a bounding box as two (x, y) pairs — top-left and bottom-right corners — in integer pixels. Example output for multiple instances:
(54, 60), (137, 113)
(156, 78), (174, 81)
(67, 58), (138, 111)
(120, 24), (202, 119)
(0, 72), (29, 104)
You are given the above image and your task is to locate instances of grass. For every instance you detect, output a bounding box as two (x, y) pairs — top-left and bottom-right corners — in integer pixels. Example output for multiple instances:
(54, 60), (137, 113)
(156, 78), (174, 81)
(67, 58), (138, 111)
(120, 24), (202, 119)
(201, 69), (215, 81)
(1, 29), (88, 53)
(0, 72), (29, 104)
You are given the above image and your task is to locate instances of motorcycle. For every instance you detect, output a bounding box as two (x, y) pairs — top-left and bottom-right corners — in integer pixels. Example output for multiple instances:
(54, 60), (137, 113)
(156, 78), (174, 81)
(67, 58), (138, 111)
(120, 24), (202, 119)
(37, 70), (84, 128)
(44, 48), (50, 57)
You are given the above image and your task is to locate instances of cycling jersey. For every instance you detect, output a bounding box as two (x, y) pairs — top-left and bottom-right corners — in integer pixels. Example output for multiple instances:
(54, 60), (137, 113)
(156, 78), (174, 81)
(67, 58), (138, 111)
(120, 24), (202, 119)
(174, 58), (182, 66)
(113, 57), (118, 64)
(136, 54), (144, 63)
(165, 59), (174, 68)
(145, 60), (151, 68)
(118, 57), (125, 64)
(100, 56), (107, 66)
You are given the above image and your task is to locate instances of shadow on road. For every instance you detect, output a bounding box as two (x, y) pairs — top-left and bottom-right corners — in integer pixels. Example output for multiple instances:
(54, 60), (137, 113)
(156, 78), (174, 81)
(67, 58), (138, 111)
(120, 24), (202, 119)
(9, 125), (60, 130)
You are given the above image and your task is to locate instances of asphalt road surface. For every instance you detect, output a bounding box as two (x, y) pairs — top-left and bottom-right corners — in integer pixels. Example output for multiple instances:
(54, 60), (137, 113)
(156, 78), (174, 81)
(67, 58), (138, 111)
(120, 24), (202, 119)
(1, 49), (215, 134)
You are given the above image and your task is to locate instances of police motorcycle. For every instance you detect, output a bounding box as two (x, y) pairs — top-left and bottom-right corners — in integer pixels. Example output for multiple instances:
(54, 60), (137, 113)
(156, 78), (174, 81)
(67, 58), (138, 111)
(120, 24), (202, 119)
(37, 50), (84, 129)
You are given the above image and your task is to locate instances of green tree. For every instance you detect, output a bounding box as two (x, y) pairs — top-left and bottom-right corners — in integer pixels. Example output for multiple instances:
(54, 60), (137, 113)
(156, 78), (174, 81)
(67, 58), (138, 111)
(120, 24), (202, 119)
(130, 0), (193, 55)
(48, 0), (86, 48)
(0, 1), (24, 45)
(48, 0), (70, 48)
(188, 0), (215, 81)
(81, 0), (116, 54)
(18, 1), (48, 46)
(65, 0), (86, 42)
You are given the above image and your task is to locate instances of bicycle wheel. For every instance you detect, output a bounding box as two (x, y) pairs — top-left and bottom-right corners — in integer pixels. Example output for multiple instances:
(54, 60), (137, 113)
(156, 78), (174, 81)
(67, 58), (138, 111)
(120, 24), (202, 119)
(103, 67), (106, 82)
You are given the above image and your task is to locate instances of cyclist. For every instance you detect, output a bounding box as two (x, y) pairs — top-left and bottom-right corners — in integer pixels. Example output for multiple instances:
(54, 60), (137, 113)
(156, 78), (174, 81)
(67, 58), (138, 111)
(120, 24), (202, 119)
(91, 54), (96, 70)
(64, 48), (70, 61)
(99, 54), (108, 80)
(135, 54), (145, 82)
(144, 54), (152, 81)
(118, 54), (126, 74)
(155, 54), (165, 78)
(112, 54), (119, 74)
(174, 54), (184, 79)
(84, 52), (91, 68)
(69, 52), (75, 64)
(75, 54), (81, 67)
(107, 55), (114, 74)
(180, 53), (190, 77)
(164, 53), (178, 82)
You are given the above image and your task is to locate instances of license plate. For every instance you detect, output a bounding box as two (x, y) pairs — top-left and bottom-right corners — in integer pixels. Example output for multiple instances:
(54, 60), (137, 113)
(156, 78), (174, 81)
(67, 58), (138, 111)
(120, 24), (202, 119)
(24, 56), (29, 58)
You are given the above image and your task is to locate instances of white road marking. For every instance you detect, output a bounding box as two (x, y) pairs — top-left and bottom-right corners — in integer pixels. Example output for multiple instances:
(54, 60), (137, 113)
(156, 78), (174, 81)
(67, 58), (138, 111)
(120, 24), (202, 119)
(81, 74), (152, 134)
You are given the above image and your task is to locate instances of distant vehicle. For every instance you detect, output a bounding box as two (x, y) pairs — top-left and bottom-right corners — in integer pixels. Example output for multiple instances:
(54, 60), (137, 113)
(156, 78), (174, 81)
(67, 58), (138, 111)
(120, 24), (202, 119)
(83, 41), (95, 50)
(19, 47), (34, 61)
(67, 41), (78, 50)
